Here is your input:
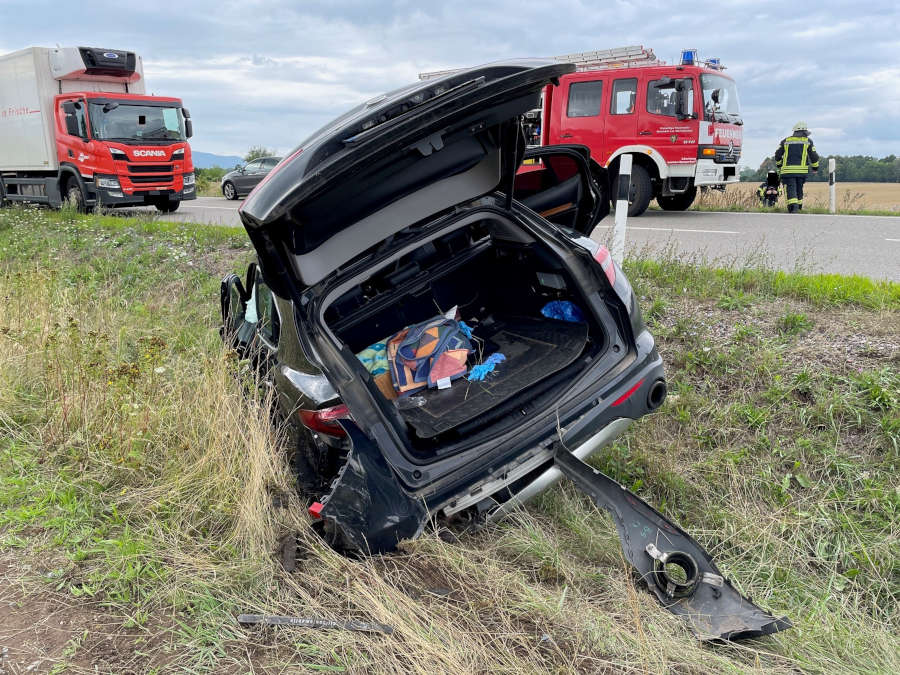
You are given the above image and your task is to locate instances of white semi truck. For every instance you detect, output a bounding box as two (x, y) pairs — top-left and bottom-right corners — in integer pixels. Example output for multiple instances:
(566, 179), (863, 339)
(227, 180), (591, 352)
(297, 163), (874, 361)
(0, 46), (195, 212)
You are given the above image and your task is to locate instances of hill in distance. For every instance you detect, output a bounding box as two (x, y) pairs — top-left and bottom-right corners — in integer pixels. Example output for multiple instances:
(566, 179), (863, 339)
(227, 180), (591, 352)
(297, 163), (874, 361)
(192, 151), (244, 169)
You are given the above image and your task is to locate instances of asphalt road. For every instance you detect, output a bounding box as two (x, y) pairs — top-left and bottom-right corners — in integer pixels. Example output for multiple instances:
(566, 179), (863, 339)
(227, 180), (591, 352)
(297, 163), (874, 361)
(131, 196), (899, 281)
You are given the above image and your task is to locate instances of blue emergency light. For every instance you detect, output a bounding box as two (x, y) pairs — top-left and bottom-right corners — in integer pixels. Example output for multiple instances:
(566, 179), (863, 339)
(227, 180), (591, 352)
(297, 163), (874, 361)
(680, 49), (698, 65)
(705, 57), (722, 70)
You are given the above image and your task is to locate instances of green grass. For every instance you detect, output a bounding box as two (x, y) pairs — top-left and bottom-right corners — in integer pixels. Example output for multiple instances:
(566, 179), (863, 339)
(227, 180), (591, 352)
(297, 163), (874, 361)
(1, 204), (898, 672)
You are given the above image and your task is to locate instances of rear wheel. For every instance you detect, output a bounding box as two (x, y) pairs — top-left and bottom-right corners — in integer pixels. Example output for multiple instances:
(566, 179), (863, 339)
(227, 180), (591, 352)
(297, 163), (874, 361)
(612, 162), (652, 217)
(222, 181), (238, 200)
(657, 186), (697, 211)
(154, 199), (180, 213)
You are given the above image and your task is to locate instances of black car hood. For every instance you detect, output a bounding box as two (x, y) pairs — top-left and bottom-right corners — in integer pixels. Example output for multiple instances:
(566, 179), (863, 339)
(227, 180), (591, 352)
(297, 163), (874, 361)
(239, 60), (573, 287)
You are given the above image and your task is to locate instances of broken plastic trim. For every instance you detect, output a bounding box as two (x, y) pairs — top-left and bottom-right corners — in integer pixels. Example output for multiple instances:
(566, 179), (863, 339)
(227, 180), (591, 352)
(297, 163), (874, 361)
(314, 421), (428, 554)
(553, 447), (791, 641)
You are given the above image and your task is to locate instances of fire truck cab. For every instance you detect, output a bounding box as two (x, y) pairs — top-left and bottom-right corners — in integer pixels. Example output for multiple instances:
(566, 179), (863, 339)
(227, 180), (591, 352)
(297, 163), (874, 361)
(524, 47), (743, 216)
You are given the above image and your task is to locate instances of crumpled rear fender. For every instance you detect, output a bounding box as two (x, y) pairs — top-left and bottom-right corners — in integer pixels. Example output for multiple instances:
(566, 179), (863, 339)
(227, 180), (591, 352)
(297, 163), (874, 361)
(315, 421), (428, 554)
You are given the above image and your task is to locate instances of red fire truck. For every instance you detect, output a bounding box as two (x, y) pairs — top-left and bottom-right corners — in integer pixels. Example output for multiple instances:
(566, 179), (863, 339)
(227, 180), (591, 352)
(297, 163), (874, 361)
(422, 46), (743, 216)
(0, 46), (195, 212)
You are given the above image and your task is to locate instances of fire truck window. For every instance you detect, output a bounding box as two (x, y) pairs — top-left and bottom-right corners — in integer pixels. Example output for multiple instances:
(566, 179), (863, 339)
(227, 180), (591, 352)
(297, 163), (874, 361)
(566, 80), (603, 117)
(647, 78), (693, 117)
(611, 78), (637, 115)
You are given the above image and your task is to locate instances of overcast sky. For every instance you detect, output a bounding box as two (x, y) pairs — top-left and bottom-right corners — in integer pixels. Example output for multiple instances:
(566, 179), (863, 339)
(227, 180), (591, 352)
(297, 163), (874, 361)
(2, 0), (898, 167)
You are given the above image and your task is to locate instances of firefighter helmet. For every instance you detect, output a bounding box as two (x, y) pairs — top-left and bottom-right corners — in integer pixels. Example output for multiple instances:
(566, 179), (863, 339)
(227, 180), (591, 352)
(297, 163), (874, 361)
(793, 121), (809, 133)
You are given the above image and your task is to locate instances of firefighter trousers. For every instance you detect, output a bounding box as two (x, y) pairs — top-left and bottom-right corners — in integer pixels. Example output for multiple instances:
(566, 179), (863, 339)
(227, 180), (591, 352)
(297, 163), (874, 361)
(781, 175), (806, 213)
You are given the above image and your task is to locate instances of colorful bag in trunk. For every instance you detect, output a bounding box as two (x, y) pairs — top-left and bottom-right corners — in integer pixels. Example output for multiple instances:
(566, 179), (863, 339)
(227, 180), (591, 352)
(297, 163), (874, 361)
(387, 316), (472, 395)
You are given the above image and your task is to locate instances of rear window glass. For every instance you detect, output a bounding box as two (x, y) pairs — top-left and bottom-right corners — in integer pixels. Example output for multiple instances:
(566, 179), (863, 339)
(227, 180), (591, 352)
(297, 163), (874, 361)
(566, 80), (603, 117)
(610, 78), (637, 115)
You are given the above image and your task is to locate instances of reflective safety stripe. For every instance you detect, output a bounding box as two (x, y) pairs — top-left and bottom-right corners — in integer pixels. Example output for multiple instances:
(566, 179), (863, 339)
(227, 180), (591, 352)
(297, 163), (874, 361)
(780, 136), (811, 174)
(786, 197), (801, 204)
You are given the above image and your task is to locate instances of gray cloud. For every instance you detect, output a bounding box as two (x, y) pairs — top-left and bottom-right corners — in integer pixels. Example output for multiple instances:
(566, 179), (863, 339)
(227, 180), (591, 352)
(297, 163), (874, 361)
(1, 0), (898, 166)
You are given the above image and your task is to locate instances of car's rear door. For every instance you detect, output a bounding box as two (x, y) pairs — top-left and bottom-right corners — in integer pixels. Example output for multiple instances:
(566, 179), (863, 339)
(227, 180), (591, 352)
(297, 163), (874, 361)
(513, 144), (609, 234)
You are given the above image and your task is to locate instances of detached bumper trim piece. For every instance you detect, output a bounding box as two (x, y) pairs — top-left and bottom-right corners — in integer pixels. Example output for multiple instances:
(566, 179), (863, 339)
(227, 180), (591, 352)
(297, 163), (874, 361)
(552, 447), (791, 641)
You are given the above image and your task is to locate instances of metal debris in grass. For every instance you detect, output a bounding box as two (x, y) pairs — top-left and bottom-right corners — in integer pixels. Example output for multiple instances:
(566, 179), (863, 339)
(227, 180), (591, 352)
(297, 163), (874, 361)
(237, 614), (394, 635)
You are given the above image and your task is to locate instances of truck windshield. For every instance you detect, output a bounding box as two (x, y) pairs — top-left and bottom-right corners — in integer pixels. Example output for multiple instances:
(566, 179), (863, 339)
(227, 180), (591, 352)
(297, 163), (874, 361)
(89, 103), (186, 143)
(700, 74), (741, 124)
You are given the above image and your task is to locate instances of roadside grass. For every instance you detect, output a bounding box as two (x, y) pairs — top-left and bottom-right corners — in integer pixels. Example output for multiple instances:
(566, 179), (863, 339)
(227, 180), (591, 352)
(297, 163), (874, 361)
(1, 204), (898, 672)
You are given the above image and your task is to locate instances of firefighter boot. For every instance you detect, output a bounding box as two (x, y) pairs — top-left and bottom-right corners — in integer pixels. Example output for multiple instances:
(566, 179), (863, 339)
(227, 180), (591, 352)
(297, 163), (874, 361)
(788, 204), (799, 213)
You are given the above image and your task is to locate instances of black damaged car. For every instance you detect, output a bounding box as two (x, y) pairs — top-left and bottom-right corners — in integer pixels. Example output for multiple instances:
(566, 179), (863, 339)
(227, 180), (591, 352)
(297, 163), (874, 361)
(221, 61), (790, 641)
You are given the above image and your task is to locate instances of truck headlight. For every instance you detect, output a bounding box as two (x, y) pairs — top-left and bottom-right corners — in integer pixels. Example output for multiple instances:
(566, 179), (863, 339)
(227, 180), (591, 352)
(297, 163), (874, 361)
(182, 172), (195, 186)
(97, 176), (121, 189)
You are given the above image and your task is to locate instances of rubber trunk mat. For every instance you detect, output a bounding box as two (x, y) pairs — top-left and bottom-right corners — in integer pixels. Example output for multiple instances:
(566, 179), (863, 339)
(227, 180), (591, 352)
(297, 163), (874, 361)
(400, 316), (588, 438)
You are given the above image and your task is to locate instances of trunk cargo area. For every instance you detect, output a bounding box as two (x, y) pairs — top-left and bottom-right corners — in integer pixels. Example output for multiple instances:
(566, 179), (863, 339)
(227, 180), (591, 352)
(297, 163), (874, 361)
(323, 219), (605, 446)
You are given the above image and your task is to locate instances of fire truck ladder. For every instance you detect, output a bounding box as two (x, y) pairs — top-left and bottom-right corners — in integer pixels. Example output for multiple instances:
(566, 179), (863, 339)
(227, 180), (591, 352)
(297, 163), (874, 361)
(419, 45), (659, 80)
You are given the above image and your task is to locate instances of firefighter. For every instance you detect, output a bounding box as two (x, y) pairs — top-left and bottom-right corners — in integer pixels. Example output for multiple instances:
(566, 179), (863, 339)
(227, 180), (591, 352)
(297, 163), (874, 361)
(774, 121), (819, 213)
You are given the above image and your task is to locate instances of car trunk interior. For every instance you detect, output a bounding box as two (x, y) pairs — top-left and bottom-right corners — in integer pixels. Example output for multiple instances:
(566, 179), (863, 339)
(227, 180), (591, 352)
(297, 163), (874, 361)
(322, 218), (608, 454)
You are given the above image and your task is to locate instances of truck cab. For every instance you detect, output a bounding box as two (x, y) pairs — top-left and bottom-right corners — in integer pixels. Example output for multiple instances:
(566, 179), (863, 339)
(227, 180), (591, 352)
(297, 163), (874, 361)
(0, 46), (195, 212)
(55, 91), (194, 212)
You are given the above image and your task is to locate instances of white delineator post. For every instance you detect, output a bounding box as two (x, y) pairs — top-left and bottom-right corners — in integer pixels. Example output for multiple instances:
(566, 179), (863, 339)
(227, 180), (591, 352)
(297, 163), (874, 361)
(828, 158), (836, 214)
(612, 154), (632, 265)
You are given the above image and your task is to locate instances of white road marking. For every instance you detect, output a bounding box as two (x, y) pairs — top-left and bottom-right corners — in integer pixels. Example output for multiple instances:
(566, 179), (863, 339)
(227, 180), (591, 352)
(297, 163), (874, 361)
(178, 204), (240, 211)
(885, 238), (900, 242)
(597, 225), (740, 234)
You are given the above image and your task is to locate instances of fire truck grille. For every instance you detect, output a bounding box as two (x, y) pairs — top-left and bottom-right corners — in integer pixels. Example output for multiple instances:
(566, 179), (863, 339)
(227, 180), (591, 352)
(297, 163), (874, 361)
(127, 164), (173, 173)
(130, 175), (174, 184)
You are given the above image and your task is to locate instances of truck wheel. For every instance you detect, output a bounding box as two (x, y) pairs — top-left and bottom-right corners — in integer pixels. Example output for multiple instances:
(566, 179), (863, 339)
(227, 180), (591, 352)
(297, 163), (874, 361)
(657, 186), (697, 211)
(222, 181), (238, 200)
(154, 199), (180, 213)
(64, 181), (87, 213)
(612, 163), (652, 217)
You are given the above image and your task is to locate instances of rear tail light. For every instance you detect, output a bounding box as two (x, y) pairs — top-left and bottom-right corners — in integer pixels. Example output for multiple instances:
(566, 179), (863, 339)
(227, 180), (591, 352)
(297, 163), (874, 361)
(593, 245), (616, 286)
(297, 404), (351, 438)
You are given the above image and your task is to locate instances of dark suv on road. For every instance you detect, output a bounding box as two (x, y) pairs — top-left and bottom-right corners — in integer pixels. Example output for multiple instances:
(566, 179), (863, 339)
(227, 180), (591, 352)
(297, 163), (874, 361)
(221, 156), (282, 200)
(222, 61), (667, 553)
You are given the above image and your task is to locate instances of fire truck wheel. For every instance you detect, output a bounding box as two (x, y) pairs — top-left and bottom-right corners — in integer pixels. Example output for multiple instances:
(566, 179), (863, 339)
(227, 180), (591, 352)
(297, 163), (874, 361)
(657, 186), (697, 211)
(154, 199), (181, 213)
(613, 163), (652, 217)
(64, 181), (88, 213)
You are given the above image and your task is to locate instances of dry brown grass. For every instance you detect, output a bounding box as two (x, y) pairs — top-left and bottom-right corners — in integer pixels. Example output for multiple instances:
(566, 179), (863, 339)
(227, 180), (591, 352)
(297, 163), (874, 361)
(692, 181), (900, 214)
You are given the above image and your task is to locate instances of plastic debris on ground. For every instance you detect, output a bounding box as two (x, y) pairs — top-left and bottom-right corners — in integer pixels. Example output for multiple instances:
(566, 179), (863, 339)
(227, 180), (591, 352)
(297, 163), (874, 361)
(467, 352), (506, 381)
(541, 300), (586, 323)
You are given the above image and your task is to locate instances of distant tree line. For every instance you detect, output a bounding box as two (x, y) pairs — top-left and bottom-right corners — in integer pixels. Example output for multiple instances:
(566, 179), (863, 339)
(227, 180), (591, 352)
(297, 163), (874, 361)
(740, 154), (900, 182)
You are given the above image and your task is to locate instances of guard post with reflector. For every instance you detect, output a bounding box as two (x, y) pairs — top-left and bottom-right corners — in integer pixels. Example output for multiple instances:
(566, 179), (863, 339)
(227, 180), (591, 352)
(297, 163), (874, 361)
(828, 158), (836, 214)
(612, 154), (632, 265)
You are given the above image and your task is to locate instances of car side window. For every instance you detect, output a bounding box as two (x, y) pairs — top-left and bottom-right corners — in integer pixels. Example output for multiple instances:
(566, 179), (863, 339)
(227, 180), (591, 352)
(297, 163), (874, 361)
(610, 78), (637, 115)
(255, 280), (280, 345)
(566, 80), (603, 117)
(245, 160), (263, 174)
(261, 158), (279, 170)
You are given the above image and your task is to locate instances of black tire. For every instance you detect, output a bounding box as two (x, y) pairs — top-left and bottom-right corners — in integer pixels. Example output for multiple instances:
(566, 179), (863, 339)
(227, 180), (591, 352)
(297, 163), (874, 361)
(0, 179), (6, 207)
(657, 186), (697, 211)
(154, 199), (180, 213)
(612, 162), (652, 217)
(222, 181), (238, 200)
(64, 180), (88, 213)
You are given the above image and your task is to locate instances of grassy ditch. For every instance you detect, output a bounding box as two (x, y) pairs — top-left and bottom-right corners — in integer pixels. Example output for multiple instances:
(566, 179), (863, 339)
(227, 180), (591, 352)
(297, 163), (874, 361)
(1, 206), (898, 673)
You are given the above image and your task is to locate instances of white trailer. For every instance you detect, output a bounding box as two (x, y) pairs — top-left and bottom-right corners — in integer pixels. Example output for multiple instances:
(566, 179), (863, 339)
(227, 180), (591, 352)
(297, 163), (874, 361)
(0, 47), (145, 172)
